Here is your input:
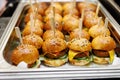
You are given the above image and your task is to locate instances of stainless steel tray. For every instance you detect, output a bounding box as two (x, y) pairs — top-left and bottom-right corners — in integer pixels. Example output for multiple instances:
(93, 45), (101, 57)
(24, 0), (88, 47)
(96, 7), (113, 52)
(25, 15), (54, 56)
(0, 0), (120, 79)
(0, 17), (10, 42)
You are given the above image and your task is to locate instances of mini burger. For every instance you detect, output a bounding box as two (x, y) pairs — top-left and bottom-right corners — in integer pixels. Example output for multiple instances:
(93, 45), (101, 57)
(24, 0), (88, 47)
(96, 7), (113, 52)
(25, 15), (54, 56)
(24, 12), (43, 23)
(88, 24), (110, 38)
(77, 2), (96, 15)
(42, 29), (64, 40)
(22, 34), (43, 49)
(45, 2), (63, 16)
(28, 2), (48, 16)
(44, 13), (62, 31)
(22, 20), (43, 37)
(63, 14), (79, 33)
(92, 35), (116, 64)
(69, 29), (90, 40)
(68, 38), (92, 66)
(42, 37), (67, 67)
(11, 44), (40, 68)
(63, 2), (79, 16)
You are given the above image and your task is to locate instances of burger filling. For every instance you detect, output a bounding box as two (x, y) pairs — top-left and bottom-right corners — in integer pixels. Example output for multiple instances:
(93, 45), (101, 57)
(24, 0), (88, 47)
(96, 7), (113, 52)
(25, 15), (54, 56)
(68, 50), (92, 62)
(17, 59), (41, 68)
(44, 49), (68, 59)
(92, 49), (115, 63)
(29, 60), (41, 68)
(93, 49), (109, 57)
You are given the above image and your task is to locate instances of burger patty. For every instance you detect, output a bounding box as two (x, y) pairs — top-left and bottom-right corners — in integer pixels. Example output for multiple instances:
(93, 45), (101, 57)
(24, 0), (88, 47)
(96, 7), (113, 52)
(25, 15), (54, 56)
(93, 49), (109, 57)
(74, 51), (89, 59)
(45, 50), (66, 59)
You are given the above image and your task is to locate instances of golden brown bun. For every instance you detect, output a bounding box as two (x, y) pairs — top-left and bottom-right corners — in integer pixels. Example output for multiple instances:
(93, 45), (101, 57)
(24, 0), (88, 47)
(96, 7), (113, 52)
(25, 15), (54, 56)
(93, 56), (109, 64)
(44, 21), (62, 31)
(26, 19), (44, 29)
(28, 2), (49, 16)
(11, 44), (39, 65)
(63, 3), (79, 16)
(68, 38), (92, 52)
(45, 3), (62, 15)
(63, 14), (79, 23)
(42, 37), (66, 53)
(77, 2), (96, 14)
(44, 13), (62, 31)
(43, 29), (64, 40)
(89, 25), (110, 38)
(22, 22), (43, 37)
(44, 13), (62, 23)
(23, 34), (43, 49)
(92, 36), (116, 51)
(69, 59), (90, 66)
(83, 11), (104, 28)
(69, 29), (90, 40)
(24, 12), (43, 23)
(63, 15), (79, 33)
(43, 57), (67, 67)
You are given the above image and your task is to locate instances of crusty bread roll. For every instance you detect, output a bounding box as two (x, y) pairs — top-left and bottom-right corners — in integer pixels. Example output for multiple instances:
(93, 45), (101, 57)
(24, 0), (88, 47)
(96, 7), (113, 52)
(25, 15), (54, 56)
(26, 19), (44, 29)
(28, 2), (48, 16)
(11, 44), (39, 65)
(63, 2), (79, 16)
(69, 29), (90, 40)
(45, 3), (62, 15)
(63, 15), (79, 33)
(92, 36), (116, 51)
(63, 14), (79, 23)
(24, 12), (43, 23)
(23, 34), (43, 49)
(43, 29), (64, 40)
(83, 11), (104, 28)
(77, 2), (96, 15)
(42, 37), (66, 53)
(89, 25), (110, 38)
(44, 20), (62, 31)
(44, 13), (62, 31)
(22, 22), (43, 37)
(44, 13), (62, 23)
(68, 38), (92, 52)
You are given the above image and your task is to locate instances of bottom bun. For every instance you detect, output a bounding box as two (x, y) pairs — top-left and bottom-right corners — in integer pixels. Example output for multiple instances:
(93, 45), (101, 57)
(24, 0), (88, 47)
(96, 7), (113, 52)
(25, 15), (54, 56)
(69, 59), (90, 66)
(31, 60), (41, 68)
(43, 57), (68, 67)
(17, 60), (41, 68)
(93, 56), (109, 65)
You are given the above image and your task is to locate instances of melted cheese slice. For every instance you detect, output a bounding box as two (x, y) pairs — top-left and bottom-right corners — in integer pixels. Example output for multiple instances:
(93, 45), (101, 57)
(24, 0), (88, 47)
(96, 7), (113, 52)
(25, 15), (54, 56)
(68, 50), (79, 61)
(109, 50), (115, 63)
(69, 49), (115, 63)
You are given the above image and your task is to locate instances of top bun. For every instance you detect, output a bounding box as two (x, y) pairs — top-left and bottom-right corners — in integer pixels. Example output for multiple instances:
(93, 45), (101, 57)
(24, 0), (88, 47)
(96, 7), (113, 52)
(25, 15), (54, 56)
(68, 38), (92, 52)
(69, 29), (90, 40)
(11, 44), (39, 65)
(42, 37), (66, 53)
(42, 29), (64, 40)
(45, 3), (62, 15)
(63, 2), (79, 16)
(92, 36), (116, 51)
(89, 25), (110, 38)
(77, 2), (96, 14)
(23, 34), (43, 49)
